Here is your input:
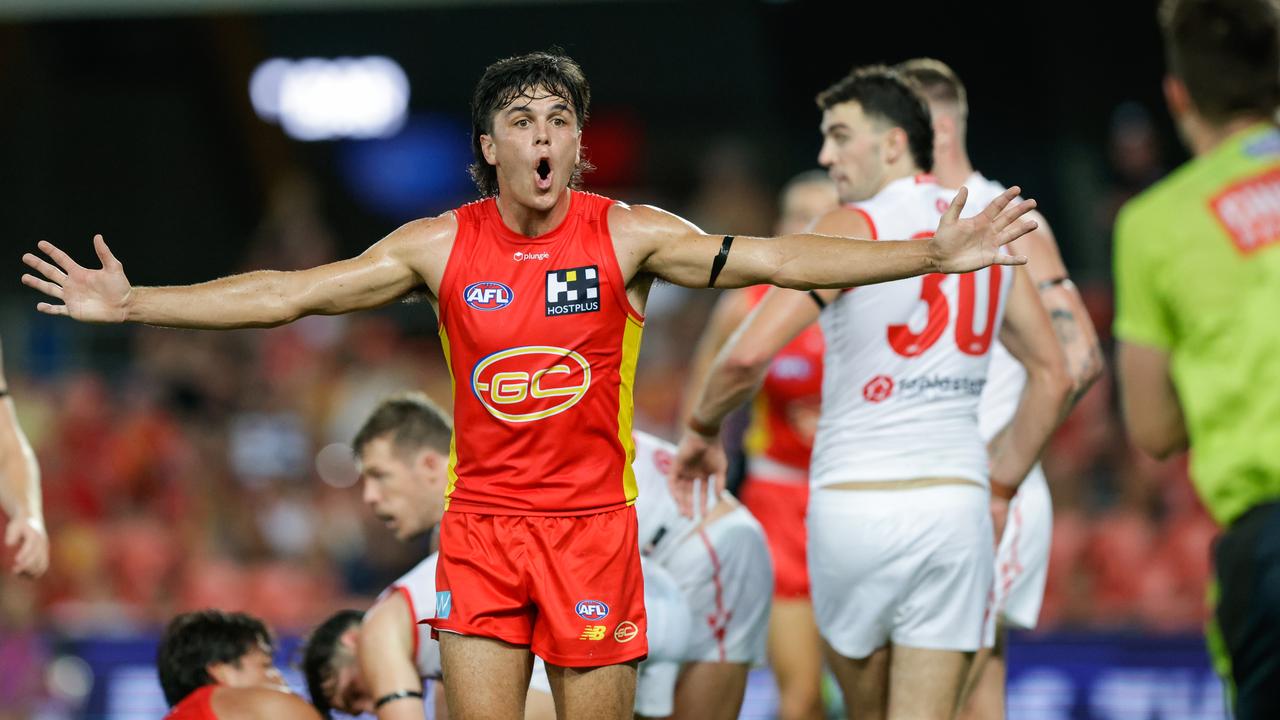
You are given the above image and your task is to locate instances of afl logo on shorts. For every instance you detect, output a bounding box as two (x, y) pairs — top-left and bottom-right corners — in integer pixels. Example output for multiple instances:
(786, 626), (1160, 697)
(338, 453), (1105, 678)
(471, 345), (592, 423)
(464, 281), (514, 311)
(575, 599), (610, 621)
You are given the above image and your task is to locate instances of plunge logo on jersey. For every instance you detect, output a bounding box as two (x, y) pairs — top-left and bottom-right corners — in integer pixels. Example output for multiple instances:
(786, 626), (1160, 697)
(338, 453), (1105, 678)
(464, 281), (515, 311)
(546, 266), (600, 316)
(470, 345), (592, 422)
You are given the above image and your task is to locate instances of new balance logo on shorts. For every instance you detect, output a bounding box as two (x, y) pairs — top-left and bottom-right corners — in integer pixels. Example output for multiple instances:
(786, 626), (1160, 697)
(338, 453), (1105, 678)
(436, 591), (452, 619)
(579, 625), (607, 641)
(546, 266), (600, 316)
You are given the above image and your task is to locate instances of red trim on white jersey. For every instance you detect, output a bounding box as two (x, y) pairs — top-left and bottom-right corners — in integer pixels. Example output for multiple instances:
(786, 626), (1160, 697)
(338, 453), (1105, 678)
(393, 585), (420, 660)
(849, 207), (879, 240)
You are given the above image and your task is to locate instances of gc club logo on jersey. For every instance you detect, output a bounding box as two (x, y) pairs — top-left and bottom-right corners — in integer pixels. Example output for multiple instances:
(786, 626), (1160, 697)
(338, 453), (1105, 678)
(613, 621), (639, 643)
(435, 591), (452, 619)
(464, 281), (514, 311)
(471, 345), (592, 423)
(575, 599), (610, 621)
(546, 265), (600, 316)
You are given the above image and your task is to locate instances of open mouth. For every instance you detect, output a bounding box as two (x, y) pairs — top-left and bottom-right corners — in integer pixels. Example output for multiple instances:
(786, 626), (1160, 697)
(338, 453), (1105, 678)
(535, 158), (552, 190)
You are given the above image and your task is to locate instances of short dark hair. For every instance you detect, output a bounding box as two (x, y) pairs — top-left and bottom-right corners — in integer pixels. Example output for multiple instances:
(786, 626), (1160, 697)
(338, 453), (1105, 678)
(1160, 0), (1280, 123)
(896, 58), (968, 120)
(352, 392), (452, 458)
(156, 610), (274, 706)
(301, 609), (365, 719)
(469, 49), (594, 197)
(816, 65), (934, 173)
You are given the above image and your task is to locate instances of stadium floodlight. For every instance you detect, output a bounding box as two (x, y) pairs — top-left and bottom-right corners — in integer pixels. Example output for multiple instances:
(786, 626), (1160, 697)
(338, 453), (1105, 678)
(250, 56), (410, 141)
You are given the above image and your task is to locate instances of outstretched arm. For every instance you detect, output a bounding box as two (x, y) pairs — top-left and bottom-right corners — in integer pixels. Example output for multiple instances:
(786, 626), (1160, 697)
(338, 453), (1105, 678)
(22, 216), (453, 329)
(0, 340), (46, 579)
(619, 186), (1035, 291)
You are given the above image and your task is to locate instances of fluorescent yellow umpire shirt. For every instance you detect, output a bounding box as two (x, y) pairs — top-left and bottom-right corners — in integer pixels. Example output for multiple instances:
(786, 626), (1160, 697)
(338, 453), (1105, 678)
(1113, 122), (1280, 527)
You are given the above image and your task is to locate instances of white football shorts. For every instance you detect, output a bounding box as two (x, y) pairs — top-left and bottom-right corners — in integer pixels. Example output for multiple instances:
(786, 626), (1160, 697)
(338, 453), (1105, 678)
(808, 483), (993, 659)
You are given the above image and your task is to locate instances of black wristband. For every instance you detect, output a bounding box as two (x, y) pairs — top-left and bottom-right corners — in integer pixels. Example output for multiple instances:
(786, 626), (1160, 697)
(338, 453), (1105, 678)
(707, 235), (735, 288)
(374, 690), (424, 709)
(807, 290), (828, 309)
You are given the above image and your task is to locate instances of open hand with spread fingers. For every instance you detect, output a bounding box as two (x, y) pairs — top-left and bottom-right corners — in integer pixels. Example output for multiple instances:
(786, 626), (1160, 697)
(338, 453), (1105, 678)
(929, 186), (1038, 273)
(22, 235), (132, 323)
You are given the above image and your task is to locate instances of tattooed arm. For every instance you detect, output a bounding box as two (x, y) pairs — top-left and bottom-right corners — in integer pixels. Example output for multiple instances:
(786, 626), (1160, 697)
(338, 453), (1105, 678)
(1008, 212), (1105, 406)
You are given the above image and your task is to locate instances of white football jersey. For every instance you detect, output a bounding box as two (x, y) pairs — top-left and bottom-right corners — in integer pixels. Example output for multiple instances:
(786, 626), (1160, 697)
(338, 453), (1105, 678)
(964, 172), (1029, 441)
(379, 552), (442, 680)
(810, 175), (1013, 488)
(632, 430), (717, 564)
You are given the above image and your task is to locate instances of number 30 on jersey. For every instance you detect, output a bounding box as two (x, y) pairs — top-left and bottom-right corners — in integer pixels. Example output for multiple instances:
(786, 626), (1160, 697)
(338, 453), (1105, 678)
(887, 267), (1004, 358)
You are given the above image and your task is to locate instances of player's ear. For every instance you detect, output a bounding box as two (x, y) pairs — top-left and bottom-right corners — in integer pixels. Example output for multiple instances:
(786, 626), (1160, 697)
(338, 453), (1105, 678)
(884, 126), (909, 165)
(339, 626), (361, 652)
(933, 114), (955, 151)
(481, 133), (498, 166)
(205, 661), (235, 685)
(419, 449), (443, 471)
(1163, 75), (1191, 120)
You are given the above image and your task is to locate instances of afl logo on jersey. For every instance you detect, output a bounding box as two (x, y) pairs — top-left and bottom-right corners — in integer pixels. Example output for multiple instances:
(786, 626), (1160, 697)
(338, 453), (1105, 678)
(464, 281), (514, 311)
(471, 345), (592, 423)
(575, 599), (610, 621)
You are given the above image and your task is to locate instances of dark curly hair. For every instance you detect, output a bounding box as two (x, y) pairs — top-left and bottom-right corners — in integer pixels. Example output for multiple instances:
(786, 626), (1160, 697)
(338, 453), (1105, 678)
(469, 49), (593, 197)
(816, 64), (934, 173)
(156, 610), (274, 706)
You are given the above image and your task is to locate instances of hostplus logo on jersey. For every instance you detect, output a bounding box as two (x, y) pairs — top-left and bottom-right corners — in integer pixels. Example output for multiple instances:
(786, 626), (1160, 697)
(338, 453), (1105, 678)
(575, 599), (610, 621)
(463, 281), (514, 311)
(546, 266), (600, 316)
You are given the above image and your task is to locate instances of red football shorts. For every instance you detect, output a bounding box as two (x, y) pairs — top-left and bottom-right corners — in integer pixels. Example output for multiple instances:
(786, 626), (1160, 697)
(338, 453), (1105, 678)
(740, 476), (811, 599)
(428, 506), (648, 667)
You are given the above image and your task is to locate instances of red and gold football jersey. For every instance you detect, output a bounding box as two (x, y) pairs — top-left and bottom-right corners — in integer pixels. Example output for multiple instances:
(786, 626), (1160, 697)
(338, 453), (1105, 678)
(438, 191), (644, 515)
(164, 686), (217, 720)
